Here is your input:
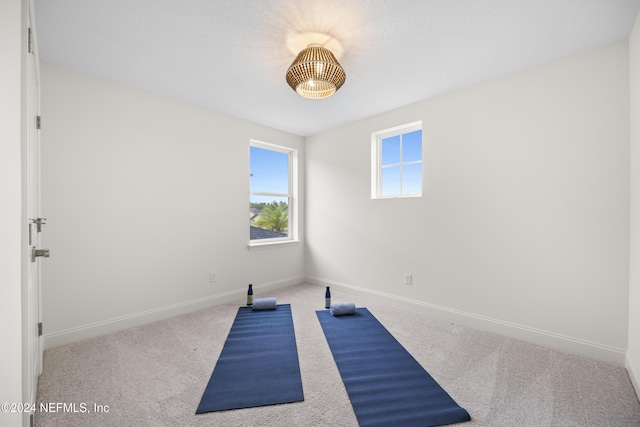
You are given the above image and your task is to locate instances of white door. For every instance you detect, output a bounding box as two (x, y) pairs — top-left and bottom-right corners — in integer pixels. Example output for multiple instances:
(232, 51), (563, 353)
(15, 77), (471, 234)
(26, 2), (45, 407)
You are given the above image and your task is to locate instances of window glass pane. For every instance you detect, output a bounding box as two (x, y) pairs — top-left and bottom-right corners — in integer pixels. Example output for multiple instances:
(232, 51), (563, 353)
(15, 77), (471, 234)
(402, 163), (422, 195)
(381, 135), (400, 166)
(250, 146), (289, 194)
(250, 196), (289, 240)
(381, 166), (401, 196)
(403, 130), (422, 163)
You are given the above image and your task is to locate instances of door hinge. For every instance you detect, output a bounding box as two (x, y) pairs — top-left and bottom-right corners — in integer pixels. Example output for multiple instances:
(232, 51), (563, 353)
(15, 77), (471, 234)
(38, 322), (43, 337)
(36, 115), (41, 130)
(28, 27), (33, 54)
(30, 217), (46, 232)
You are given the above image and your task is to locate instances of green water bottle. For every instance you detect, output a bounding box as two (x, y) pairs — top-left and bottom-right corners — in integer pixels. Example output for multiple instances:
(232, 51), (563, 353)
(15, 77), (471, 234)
(247, 284), (253, 306)
(325, 286), (331, 309)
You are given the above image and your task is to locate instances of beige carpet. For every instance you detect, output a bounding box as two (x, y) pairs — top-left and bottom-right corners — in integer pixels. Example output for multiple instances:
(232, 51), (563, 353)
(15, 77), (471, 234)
(35, 283), (640, 426)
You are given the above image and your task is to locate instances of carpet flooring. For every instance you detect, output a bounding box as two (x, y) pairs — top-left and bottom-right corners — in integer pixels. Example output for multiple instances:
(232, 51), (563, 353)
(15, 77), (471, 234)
(35, 283), (640, 426)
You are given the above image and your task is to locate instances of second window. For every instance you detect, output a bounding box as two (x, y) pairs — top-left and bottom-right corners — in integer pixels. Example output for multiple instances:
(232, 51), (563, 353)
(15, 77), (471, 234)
(372, 121), (423, 198)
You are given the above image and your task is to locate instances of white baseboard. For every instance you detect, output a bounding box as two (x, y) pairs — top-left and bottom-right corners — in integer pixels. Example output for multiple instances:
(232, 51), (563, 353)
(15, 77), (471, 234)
(627, 353), (640, 400)
(306, 276), (627, 366)
(43, 276), (303, 349)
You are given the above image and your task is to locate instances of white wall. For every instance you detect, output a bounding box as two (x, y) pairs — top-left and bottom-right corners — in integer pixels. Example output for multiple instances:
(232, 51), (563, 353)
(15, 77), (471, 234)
(306, 41), (630, 364)
(40, 64), (305, 347)
(628, 10), (640, 395)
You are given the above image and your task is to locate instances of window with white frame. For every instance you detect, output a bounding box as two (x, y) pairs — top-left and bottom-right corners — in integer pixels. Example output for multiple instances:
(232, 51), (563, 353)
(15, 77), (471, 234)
(249, 140), (297, 244)
(371, 121), (423, 199)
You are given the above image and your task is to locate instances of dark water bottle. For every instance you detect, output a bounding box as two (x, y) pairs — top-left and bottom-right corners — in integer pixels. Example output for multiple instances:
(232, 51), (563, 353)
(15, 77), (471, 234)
(325, 286), (331, 309)
(247, 284), (253, 306)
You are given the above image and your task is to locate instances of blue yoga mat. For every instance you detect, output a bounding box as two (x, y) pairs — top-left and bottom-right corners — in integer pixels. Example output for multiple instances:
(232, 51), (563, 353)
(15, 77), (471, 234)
(316, 308), (471, 427)
(196, 304), (304, 413)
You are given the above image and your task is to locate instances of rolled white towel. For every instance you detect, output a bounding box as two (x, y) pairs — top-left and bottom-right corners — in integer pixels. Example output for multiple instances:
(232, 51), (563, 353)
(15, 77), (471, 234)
(252, 298), (277, 310)
(330, 302), (356, 316)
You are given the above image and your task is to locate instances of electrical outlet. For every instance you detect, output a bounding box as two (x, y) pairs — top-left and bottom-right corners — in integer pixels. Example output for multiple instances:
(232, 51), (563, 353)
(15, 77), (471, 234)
(210, 272), (217, 283)
(404, 273), (412, 286)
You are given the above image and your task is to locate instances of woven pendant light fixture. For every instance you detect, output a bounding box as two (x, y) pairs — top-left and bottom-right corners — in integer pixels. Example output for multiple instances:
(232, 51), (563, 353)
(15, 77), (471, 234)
(286, 43), (346, 99)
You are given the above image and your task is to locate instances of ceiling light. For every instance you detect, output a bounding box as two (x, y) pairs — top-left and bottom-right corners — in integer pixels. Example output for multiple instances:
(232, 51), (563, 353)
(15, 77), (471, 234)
(286, 43), (346, 99)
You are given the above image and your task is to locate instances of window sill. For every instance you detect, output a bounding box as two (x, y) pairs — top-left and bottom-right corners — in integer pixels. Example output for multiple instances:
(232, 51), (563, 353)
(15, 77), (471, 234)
(247, 240), (301, 251)
(373, 194), (422, 200)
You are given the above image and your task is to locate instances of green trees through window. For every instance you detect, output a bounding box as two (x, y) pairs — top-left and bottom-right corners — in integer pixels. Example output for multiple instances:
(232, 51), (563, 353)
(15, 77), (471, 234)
(250, 202), (288, 233)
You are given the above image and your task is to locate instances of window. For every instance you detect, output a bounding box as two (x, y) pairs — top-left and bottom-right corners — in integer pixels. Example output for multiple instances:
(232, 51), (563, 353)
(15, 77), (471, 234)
(249, 140), (297, 244)
(371, 121), (422, 199)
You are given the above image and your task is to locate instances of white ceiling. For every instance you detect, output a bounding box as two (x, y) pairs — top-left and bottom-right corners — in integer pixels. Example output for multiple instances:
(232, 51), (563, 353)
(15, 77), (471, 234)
(34, 0), (640, 137)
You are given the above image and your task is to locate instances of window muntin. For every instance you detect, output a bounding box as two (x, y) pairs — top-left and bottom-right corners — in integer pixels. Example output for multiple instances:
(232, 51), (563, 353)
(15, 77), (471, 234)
(250, 141), (296, 243)
(372, 122), (423, 199)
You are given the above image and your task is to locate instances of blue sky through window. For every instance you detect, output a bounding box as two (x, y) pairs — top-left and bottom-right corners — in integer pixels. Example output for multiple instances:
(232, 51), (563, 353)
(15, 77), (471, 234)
(403, 163), (422, 195)
(381, 135), (400, 165)
(250, 146), (289, 204)
(403, 130), (422, 162)
(380, 128), (422, 196)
